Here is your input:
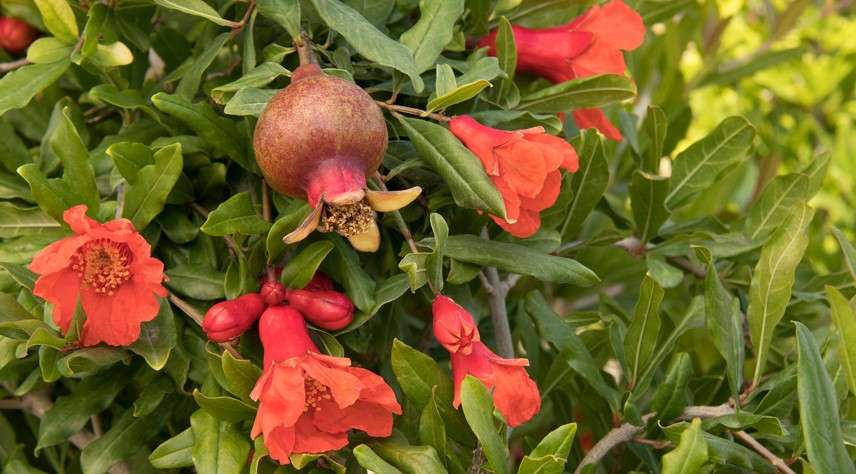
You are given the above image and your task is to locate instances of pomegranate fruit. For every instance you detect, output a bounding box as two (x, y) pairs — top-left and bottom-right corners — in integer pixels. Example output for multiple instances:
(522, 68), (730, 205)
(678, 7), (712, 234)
(253, 64), (421, 252)
(0, 17), (36, 54)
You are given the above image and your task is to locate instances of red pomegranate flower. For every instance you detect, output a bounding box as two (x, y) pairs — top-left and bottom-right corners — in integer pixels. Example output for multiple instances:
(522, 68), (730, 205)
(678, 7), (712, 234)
(478, 0), (645, 140)
(432, 295), (541, 427)
(252, 306), (401, 464)
(449, 115), (578, 238)
(29, 205), (167, 347)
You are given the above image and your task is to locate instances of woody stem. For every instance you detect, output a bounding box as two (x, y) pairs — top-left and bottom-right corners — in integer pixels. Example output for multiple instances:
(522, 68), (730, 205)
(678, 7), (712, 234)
(480, 228), (515, 359)
(295, 31), (318, 66)
(375, 101), (451, 123)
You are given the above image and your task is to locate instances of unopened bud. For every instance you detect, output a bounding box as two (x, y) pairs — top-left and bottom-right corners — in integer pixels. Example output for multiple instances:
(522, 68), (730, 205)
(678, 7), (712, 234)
(260, 280), (287, 306)
(288, 289), (354, 331)
(258, 305), (318, 367)
(432, 295), (480, 355)
(304, 272), (334, 291)
(202, 293), (265, 342)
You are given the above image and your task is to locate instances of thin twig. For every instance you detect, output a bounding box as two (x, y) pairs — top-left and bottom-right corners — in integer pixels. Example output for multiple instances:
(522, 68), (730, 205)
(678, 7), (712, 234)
(114, 183), (125, 219)
(0, 58), (29, 73)
(228, 0), (255, 39)
(480, 228), (515, 360)
(295, 31), (318, 66)
(375, 101), (451, 123)
(733, 430), (797, 474)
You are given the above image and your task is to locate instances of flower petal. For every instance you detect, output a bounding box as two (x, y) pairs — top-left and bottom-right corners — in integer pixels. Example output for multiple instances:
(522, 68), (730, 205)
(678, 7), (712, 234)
(63, 205), (98, 234)
(492, 210), (542, 238)
(33, 269), (81, 334)
(365, 187), (422, 212)
(347, 220), (380, 253)
(491, 363), (541, 427)
(300, 356), (365, 408)
(79, 280), (160, 346)
(520, 170), (562, 212)
(263, 426), (296, 465)
(312, 399), (395, 437)
(572, 108), (623, 141)
(292, 416), (349, 454)
(283, 202), (323, 245)
(28, 235), (89, 276)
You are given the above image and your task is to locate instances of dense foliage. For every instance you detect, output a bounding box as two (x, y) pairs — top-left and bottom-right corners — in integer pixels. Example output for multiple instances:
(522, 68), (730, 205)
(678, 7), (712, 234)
(0, 0), (854, 473)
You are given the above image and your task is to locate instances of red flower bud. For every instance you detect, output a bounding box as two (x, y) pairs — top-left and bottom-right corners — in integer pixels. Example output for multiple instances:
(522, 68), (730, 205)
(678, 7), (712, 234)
(432, 295), (480, 355)
(259, 280), (287, 306)
(0, 17), (36, 54)
(287, 289), (354, 331)
(202, 293), (266, 342)
(258, 305), (318, 368)
(304, 272), (334, 291)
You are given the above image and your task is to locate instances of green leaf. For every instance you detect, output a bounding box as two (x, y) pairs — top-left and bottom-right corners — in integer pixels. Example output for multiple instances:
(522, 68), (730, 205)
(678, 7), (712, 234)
(559, 130), (608, 239)
(256, 0), (301, 40)
(825, 286), (856, 398)
(460, 376), (509, 474)
(371, 441), (446, 474)
(435, 234), (598, 285)
(80, 401), (175, 474)
(397, 116), (506, 218)
(90, 85), (162, 124)
(399, 0), (465, 73)
(153, 0), (239, 26)
(223, 88), (277, 117)
(0, 263), (37, 290)
(165, 264), (226, 300)
(151, 93), (250, 170)
(128, 298), (177, 371)
(202, 192), (270, 236)
(37, 366), (128, 451)
(322, 237), (376, 312)
(176, 33), (230, 100)
(491, 17), (518, 107)
(56, 348), (130, 377)
(26, 37), (72, 64)
(624, 275), (664, 388)
(190, 409), (252, 474)
(310, 0), (424, 92)
(695, 247), (743, 401)
(280, 241), (334, 289)
(666, 116), (755, 209)
(192, 390), (256, 422)
(149, 428), (194, 469)
(123, 143), (183, 230)
(32, 0), (78, 43)
(426, 80), (491, 113)
(744, 173), (809, 242)
(795, 322), (855, 474)
(748, 202), (814, 386)
(266, 200), (311, 262)
(391, 339), (454, 409)
(0, 204), (61, 238)
(0, 60), (70, 117)
(419, 388), (447, 463)
(650, 353), (692, 421)
(212, 62), (289, 103)
(832, 226), (856, 285)
(630, 170), (669, 243)
(71, 3), (107, 63)
(516, 74), (636, 113)
(353, 445), (403, 474)
(642, 105), (667, 173)
(661, 418), (709, 474)
(518, 423), (576, 474)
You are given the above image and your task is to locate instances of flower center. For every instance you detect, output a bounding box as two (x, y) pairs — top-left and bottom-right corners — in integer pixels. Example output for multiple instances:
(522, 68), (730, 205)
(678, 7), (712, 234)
(70, 239), (133, 295)
(320, 200), (374, 237)
(303, 378), (331, 412)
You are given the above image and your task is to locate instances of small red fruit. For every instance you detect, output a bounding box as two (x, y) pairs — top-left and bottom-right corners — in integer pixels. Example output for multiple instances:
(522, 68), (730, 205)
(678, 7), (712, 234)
(259, 280), (287, 306)
(253, 64), (421, 252)
(202, 293), (266, 342)
(287, 289), (354, 331)
(0, 17), (36, 54)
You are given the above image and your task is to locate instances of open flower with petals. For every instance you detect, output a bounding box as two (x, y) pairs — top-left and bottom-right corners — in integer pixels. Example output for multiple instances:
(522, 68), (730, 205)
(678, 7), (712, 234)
(252, 306), (401, 464)
(431, 295), (541, 427)
(477, 0), (645, 140)
(29, 205), (166, 347)
(449, 115), (578, 238)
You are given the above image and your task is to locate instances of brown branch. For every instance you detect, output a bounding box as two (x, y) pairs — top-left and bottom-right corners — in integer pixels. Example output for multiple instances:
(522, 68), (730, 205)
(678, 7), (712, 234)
(375, 101), (451, 123)
(295, 31), (317, 66)
(0, 58), (29, 73)
(228, 0), (255, 39)
(480, 228), (516, 359)
(733, 430), (796, 474)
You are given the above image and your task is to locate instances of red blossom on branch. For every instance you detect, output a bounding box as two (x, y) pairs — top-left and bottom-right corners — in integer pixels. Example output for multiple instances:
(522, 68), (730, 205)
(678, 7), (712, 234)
(29, 205), (167, 347)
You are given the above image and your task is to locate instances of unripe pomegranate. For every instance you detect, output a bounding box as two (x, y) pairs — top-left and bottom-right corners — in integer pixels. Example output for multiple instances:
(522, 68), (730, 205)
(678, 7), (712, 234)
(202, 293), (266, 342)
(259, 280), (287, 306)
(288, 289), (354, 331)
(253, 64), (422, 252)
(0, 17), (36, 54)
(258, 305), (318, 368)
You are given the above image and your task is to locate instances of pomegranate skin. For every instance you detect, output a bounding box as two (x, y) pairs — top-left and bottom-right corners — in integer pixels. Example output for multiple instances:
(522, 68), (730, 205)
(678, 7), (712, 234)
(253, 64), (388, 199)
(0, 17), (36, 54)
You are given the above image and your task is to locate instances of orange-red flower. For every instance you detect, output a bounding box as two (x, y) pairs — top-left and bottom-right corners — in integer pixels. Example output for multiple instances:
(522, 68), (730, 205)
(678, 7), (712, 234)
(432, 295), (541, 427)
(252, 306), (401, 464)
(449, 115), (578, 238)
(29, 205), (166, 347)
(478, 0), (645, 140)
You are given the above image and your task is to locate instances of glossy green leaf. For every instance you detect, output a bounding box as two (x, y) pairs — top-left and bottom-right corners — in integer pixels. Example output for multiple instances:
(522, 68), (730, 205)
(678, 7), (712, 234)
(630, 170), (669, 243)
(642, 105), (667, 172)
(280, 241), (334, 289)
(825, 286), (856, 397)
(559, 130), (608, 239)
(832, 226), (856, 285)
(624, 275), (664, 388)
(0, 59), (69, 117)
(398, 116), (506, 218)
(165, 264), (226, 300)
(400, 0), (464, 73)
(518, 423), (576, 474)
(650, 353), (692, 421)
(419, 388), (447, 463)
(212, 62), (289, 103)
(460, 376), (509, 474)
(32, 0), (78, 42)
(353, 445), (402, 474)
(666, 116), (755, 209)
(491, 17), (518, 107)
(149, 428), (194, 469)
(266, 200), (311, 262)
(128, 298), (177, 371)
(192, 390), (256, 422)
(371, 441), (445, 474)
(202, 192), (270, 236)
(516, 74), (636, 113)
(322, 237), (376, 312)
(795, 322), (855, 474)
(190, 409), (252, 474)
(224, 88), (277, 117)
(123, 143), (183, 230)
(176, 33), (231, 99)
(748, 202), (814, 385)
(744, 173), (809, 242)
(26, 37), (72, 64)
(153, 0), (239, 26)
(661, 418), (709, 474)
(0, 204), (61, 238)
(426, 80), (491, 113)
(310, 0), (424, 92)
(220, 351), (261, 403)
(256, 0), (301, 40)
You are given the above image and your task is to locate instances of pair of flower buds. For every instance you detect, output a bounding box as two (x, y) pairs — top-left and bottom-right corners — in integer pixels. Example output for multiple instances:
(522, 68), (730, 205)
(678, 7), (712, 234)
(202, 272), (354, 343)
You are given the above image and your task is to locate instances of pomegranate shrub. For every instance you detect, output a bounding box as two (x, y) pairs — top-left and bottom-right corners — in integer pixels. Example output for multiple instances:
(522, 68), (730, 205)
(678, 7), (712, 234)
(0, 0), (852, 473)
